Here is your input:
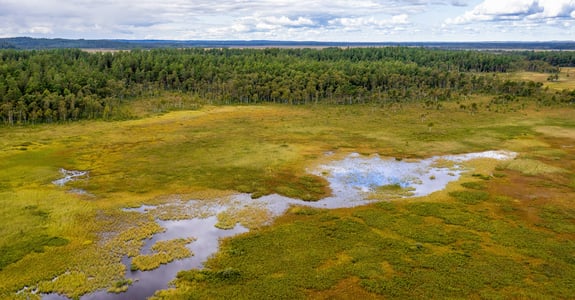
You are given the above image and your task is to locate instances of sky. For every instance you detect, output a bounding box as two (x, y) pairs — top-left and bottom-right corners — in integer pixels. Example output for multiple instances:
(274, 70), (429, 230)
(0, 0), (574, 42)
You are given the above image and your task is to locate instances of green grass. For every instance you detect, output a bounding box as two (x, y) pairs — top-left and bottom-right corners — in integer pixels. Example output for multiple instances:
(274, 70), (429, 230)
(0, 235), (68, 270)
(154, 197), (575, 299)
(449, 190), (490, 204)
(131, 238), (195, 271)
(510, 67), (575, 91)
(538, 206), (575, 234)
(461, 181), (486, 190)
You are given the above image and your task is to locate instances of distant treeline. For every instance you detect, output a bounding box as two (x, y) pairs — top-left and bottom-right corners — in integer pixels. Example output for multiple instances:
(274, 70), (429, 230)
(0, 47), (574, 124)
(3, 37), (575, 51)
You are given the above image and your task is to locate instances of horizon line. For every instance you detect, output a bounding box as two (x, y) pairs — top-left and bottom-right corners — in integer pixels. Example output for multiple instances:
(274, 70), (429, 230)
(3, 37), (575, 44)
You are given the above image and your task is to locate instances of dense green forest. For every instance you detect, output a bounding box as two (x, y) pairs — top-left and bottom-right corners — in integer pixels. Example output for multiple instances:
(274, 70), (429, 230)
(1, 47), (574, 125)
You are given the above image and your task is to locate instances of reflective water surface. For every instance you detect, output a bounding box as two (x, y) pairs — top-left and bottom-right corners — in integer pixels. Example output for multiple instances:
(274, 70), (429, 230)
(44, 150), (516, 299)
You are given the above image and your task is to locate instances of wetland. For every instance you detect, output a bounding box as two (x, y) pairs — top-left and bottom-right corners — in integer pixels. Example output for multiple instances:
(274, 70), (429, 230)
(2, 103), (573, 300)
(45, 149), (518, 299)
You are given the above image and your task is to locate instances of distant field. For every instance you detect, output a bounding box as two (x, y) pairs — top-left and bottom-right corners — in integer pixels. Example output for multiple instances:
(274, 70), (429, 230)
(1, 100), (574, 299)
(80, 48), (126, 53)
(4, 37), (575, 50)
(509, 67), (575, 90)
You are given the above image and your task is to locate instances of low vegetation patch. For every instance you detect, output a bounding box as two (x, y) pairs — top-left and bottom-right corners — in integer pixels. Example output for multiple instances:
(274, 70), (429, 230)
(501, 158), (566, 175)
(216, 206), (272, 230)
(108, 278), (133, 293)
(371, 184), (415, 199)
(449, 190), (490, 204)
(131, 238), (195, 271)
(461, 181), (486, 190)
(538, 206), (575, 234)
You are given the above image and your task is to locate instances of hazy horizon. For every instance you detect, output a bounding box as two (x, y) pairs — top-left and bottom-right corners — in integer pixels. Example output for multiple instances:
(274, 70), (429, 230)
(3, 37), (575, 43)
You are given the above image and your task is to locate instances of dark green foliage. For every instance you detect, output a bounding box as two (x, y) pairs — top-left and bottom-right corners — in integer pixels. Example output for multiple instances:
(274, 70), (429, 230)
(461, 181), (486, 190)
(404, 202), (494, 230)
(178, 267), (242, 284)
(0, 204), (69, 269)
(0, 47), (568, 125)
(113, 279), (132, 288)
(449, 190), (490, 204)
(0, 235), (69, 270)
(374, 201), (397, 211)
(472, 173), (492, 180)
(355, 204), (481, 246)
(291, 207), (320, 216)
(538, 206), (575, 233)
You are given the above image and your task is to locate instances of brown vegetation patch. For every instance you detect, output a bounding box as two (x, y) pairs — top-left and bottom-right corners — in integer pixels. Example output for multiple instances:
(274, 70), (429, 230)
(535, 127), (575, 140)
(306, 277), (383, 300)
(488, 136), (575, 226)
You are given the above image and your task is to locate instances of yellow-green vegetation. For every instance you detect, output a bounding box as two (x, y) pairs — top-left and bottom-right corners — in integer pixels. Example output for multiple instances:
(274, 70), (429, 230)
(370, 184), (415, 199)
(131, 238), (195, 271)
(154, 145), (575, 299)
(107, 279), (132, 294)
(1, 99), (575, 299)
(216, 205), (273, 230)
(500, 158), (566, 175)
(510, 67), (575, 90)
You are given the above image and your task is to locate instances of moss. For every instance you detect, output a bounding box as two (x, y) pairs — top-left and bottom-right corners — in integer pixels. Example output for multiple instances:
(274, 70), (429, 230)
(461, 181), (486, 190)
(538, 206), (575, 234)
(449, 190), (490, 204)
(0, 234), (70, 270)
(108, 279), (132, 293)
(501, 158), (566, 175)
(131, 238), (195, 271)
(371, 184), (415, 199)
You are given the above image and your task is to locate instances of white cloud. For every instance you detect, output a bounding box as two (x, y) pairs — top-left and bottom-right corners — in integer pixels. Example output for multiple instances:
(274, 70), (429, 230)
(28, 26), (53, 34)
(0, 0), (572, 41)
(264, 16), (314, 27)
(329, 14), (409, 29)
(446, 0), (575, 24)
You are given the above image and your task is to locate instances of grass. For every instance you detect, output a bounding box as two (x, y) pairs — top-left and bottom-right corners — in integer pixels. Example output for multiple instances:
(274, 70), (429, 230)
(538, 205), (575, 234)
(509, 67), (575, 91)
(108, 278), (132, 293)
(154, 192), (575, 299)
(216, 205), (273, 230)
(500, 158), (566, 175)
(131, 238), (195, 271)
(0, 100), (574, 299)
(370, 184), (415, 199)
(449, 190), (490, 204)
(460, 181), (486, 190)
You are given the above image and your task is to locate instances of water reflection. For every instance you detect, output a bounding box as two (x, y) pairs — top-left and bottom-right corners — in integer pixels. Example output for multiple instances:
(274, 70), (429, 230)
(81, 217), (247, 300)
(52, 169), (88, 186)
(45, 150), (515, 299)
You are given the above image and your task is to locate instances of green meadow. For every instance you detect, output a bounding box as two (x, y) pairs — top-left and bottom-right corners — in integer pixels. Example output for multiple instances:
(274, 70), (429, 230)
(1, 94), (574, 299)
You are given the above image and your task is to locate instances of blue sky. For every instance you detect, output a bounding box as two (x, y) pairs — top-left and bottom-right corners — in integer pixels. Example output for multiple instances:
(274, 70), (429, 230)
(0, 0), (574, 41)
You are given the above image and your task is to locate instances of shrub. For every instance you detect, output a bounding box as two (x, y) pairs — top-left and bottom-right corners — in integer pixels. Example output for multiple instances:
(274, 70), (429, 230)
(449, 191), (489, 204)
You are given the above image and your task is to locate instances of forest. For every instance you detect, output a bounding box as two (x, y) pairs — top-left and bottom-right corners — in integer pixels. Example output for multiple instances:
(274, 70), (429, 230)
(1, 47), (575, 125)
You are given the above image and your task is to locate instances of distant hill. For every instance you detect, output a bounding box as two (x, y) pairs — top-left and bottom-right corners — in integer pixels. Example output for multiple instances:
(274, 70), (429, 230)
(1, 37), (575, 50)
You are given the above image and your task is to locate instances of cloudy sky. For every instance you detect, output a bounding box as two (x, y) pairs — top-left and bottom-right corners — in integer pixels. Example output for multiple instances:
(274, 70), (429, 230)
(0, 0), (574, 41)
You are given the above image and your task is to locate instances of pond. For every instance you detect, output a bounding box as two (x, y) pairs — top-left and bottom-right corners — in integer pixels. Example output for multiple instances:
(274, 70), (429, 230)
(45, 150), (516, 299)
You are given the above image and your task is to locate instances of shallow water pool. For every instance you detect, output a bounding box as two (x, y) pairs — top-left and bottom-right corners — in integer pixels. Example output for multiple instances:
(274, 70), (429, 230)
(44, 150), (516, 299)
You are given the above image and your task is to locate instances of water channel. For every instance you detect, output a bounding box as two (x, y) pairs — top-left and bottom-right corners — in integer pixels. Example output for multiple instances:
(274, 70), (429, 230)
(43, 150), (516, 299)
